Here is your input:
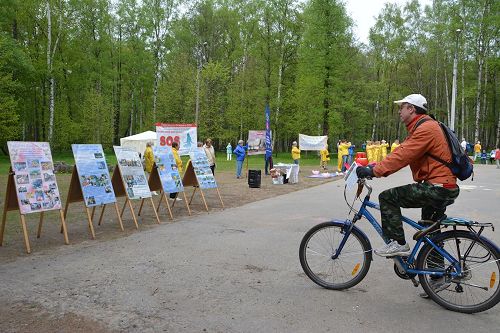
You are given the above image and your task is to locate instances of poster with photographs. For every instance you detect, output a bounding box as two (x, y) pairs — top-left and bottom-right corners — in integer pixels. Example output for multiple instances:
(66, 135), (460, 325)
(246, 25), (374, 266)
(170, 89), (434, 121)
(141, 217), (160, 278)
(113, 146), (152, 199)
(189, 149), (218, 189)
(7, 141), (62, 214)
(153, 146), (184, 194)
(72, 144), (116, 207)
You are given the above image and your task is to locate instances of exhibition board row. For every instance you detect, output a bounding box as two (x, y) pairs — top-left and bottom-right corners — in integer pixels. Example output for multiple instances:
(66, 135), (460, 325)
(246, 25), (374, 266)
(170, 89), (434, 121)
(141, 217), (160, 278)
(0, 141), (224, 254)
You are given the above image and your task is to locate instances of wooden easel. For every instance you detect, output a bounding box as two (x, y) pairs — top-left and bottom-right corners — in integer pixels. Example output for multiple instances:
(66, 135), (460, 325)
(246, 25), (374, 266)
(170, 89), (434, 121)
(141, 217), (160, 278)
(142, 164), (191, 219)
(0, 168), (69, 254)
(182, 161), (224, 212)
(64, 166), (124, 239)
(112, 165), (161, 227)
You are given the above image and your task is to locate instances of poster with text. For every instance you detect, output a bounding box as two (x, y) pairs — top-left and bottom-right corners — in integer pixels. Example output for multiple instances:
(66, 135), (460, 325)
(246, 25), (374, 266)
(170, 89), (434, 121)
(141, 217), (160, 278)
(7, 141), (62, 214)
(153, 146), (184, 194)
(298, 134), (328, 151)
(72, 144), (116, 207)
(155, 123), (197, 156)
(189, 149), (218, 189)
(113, 146), (152, 199)
(247, 130), (272, 156)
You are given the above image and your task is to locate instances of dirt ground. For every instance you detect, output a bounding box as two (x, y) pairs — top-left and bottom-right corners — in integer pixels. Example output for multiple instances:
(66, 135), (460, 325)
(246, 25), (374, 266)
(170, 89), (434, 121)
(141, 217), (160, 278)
(0, 166), (340, 333)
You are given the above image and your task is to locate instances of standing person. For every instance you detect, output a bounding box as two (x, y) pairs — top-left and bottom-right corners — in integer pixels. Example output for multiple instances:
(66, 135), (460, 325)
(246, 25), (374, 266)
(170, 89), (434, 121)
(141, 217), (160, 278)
(474, 141), (482, 161)
(366, 140), (374, 163)
(320, 145), (330, 171)
(356, 94), (459, 261)
(143, 142), (157, 195)
(264, 151), (273, 175)
(337, 140), (349, 171)
(203, 138), (216, 174)
(234, 140), (246, 179)
(460, 138), (467, 152)
(143, 142), (154, 178)
(390, 139), (400, 153)
(347, 142), (356, 165)
(226, 142), (232, 161)
(291, 141), (301, 165)
(170, 141), (183, 201)
(495, 147), (500, 169)
(380, 140), (389, 160)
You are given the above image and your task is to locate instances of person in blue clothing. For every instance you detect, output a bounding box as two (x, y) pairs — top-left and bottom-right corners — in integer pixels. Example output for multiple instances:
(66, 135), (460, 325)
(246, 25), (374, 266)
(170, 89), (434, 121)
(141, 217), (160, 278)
(480, 150), (488, 164)
(347, 143), (356, 165)
(234, 140), (247, 179)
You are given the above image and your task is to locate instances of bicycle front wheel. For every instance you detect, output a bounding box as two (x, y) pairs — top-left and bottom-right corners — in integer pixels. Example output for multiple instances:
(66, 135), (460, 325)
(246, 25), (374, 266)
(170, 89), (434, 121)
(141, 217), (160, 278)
(299, 221), (372, 290)
(417, 230), (500, 313)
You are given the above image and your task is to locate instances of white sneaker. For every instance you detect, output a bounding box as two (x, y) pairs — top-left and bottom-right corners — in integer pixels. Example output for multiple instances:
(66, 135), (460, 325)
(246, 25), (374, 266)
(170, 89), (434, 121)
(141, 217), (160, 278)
(374, 240), (411, 257)
(176, 198), (183, 201)
(151, 191), (158, 195)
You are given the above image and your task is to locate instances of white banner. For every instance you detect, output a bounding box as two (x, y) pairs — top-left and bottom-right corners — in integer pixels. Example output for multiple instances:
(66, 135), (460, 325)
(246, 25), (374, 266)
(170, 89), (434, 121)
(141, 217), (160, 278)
(155, 123), (197, 156)
(298, 134), (328, 151)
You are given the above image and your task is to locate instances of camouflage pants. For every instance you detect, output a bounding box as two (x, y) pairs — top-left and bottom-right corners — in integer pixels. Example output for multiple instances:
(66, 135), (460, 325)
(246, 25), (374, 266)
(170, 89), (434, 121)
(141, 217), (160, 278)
(379, 182), (460, 242)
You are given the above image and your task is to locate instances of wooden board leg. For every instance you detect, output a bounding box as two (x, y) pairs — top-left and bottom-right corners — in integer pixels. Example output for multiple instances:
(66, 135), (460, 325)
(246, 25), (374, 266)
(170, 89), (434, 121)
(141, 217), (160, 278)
(216, 188), (225, 209)
(85, 208), (96, 239)
(37, 211), (44, 238)
(91, 206), (96, 221)
(59, 210), (69, 245)
(127, 199), (139, 229)
(1, 206), (8, 246)
(120, 200), (127, 218)
(150, 198), (161, 224)
(61, 200), (71, 233)
(189, 187), (197, 205)
(182, 192), (191, 216)
(114, 203), (124, 231)
(138, 198), (145, 216)
(199, 188), (209, 212)
(156, 191), (164, 211)
(98, 204), (106, 226)
(20, 214), (31, 254)
(163, 194), (174, 220)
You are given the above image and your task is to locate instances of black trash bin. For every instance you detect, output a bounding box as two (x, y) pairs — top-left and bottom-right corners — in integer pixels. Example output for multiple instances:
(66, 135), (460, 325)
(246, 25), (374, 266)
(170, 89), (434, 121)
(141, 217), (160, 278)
(248, 170), (261, 188)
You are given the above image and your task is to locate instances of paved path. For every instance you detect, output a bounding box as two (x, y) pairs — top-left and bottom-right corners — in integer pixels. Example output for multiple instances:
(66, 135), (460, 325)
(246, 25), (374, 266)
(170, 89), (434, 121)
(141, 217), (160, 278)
(1, 165), (499, 332)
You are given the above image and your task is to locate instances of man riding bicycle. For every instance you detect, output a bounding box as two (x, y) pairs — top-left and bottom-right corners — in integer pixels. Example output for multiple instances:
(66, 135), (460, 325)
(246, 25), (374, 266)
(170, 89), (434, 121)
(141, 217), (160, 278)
(356, 94), (459, 257)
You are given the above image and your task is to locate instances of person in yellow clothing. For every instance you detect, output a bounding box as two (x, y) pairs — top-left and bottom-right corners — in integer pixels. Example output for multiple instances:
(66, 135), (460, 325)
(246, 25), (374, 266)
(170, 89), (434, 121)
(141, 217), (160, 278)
(474, 141), (482, 161)
(143, 142), (155, 176)
(380, 140), (389, 160)
(373, 141), (381, 162)
(320, 145), (330, 171)
(337, 140), (350, 171)
(170, 141), (183, 200)
(390, 139), (400, 153)
(291, 141), (301, 165)
(365, 141), (374, 163)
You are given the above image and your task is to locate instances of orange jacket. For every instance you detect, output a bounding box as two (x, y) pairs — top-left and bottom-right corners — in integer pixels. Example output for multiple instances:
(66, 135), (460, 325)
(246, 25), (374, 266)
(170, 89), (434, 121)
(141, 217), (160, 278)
(373, 115), (456, 185)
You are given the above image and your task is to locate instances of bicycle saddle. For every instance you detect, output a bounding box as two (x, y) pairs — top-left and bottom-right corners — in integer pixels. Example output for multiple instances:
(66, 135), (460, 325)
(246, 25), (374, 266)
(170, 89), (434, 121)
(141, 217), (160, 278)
(413, 220), (441, 241)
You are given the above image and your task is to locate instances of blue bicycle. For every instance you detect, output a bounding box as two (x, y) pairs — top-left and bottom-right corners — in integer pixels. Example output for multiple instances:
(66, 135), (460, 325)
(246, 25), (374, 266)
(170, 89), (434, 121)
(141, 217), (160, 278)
(299, 178), (500, 313)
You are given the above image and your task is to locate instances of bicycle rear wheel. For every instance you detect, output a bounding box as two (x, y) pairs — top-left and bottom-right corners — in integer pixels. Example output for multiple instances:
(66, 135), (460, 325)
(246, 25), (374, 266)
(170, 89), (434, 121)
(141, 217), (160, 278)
(417, 230), (500, 313)
(299, 221), (372, 290)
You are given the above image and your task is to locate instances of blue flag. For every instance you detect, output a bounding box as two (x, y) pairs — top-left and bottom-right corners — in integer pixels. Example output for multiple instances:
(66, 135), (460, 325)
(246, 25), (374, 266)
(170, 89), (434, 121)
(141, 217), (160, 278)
(265, 105), (272, 158)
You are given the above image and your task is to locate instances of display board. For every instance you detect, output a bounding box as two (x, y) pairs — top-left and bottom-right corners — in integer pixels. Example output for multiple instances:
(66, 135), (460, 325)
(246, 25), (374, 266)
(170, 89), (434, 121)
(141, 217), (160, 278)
(154, 146), (185, 194)
(7, 141), (62, 214)
(113, 146), (151, 199)
(247, 130), (271, 156)
(189, 149), (218, 189)
(72, 144), (116, 207)
(155, 123), (197, 156)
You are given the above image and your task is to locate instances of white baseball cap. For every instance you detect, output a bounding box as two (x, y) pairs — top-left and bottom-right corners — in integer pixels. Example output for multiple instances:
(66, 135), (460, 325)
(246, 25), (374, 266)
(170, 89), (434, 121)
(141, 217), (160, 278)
(394, 94), (428, 111)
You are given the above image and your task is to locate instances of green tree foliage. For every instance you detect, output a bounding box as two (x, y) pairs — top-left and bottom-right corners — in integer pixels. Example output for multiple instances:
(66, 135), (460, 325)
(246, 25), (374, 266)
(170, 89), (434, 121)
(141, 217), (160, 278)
(0, 0), (498, 153)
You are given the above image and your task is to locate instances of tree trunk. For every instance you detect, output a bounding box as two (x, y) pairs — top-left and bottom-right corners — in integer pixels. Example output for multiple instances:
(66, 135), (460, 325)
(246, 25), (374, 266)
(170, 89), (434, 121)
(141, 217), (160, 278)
(47, 2), (54, 143)
(474, 55), (484, 143)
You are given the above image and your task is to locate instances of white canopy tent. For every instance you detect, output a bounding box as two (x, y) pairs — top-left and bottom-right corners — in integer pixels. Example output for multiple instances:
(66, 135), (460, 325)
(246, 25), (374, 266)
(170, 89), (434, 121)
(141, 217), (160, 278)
(119, 131), (156, 155)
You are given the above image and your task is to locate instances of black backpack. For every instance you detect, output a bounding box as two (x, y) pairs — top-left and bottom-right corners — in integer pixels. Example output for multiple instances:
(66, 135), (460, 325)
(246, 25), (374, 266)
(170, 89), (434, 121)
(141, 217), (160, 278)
(414, 117), (474, 181)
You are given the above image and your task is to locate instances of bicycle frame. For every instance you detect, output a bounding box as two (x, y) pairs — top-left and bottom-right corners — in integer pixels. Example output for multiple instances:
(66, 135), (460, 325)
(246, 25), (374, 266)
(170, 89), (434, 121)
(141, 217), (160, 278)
(336, 182), (463, 278)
